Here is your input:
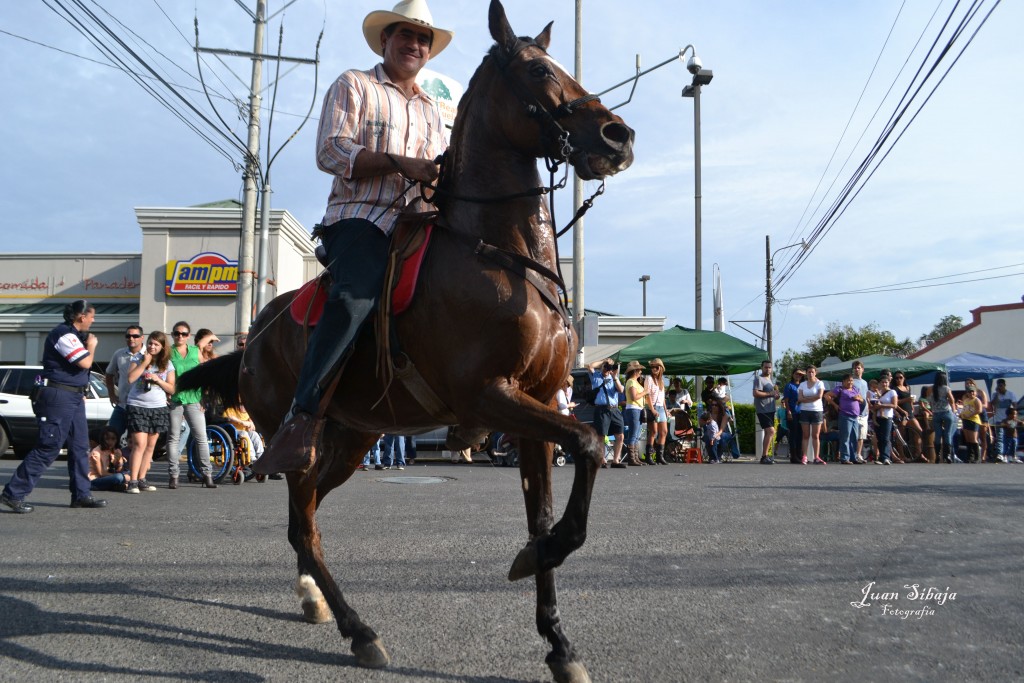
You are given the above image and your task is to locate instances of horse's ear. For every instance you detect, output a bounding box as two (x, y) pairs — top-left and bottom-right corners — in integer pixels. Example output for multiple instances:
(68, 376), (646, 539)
(534, 21), (553, 51)
(488, 0), (518, 53)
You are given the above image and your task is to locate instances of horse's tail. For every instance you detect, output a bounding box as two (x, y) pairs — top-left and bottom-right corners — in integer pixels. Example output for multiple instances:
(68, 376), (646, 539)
(176, 351), (243, 409)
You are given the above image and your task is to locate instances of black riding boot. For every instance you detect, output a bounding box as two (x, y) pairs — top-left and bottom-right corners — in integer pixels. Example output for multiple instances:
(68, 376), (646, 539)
(655, 443), (668, 465)
(256, 219), (390, 475)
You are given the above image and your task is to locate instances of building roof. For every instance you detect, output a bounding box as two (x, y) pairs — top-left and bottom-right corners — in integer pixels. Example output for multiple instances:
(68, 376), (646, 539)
(909, 302), (1024, 358)
(191, 199), (243, 209)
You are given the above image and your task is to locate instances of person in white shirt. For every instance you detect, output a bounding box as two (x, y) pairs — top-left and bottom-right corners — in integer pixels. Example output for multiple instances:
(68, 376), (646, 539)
(797, 365), (826, 464)
(874, 375), (899, 465)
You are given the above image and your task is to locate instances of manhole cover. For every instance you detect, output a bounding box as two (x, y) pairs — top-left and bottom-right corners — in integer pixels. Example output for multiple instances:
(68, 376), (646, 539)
(378, 476), (451, 485)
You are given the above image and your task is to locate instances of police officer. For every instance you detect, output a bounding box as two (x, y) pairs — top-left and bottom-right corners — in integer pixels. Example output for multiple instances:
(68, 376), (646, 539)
(1, 299), (107, 513)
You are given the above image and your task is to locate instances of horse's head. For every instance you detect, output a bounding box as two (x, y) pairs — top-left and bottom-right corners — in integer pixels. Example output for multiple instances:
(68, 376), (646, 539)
(484, 0), (634, 181)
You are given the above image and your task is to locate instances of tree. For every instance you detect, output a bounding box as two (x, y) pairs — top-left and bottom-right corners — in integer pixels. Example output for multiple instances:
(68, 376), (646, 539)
(918, 314), (963, 345)
(776, 322), (916, 382)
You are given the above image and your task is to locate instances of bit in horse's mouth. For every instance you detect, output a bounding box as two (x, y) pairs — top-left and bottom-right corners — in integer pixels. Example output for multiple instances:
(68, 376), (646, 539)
(572, 149), (632, 180)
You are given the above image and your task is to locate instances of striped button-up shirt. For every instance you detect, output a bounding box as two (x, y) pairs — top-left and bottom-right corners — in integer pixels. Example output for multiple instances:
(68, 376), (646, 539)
(316, 63), (447, 235)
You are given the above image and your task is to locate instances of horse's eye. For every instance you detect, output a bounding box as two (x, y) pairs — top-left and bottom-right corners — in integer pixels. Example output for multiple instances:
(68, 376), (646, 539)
(529, 64), (552, 79)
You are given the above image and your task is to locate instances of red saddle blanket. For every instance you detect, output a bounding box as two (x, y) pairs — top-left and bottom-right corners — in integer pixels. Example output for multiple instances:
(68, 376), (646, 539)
(290, 224), (434, 327)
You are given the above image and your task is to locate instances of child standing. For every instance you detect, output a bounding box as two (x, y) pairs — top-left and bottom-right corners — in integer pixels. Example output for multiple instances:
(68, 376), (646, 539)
(996, 407), (1020, 463)
(701, 412), (721, 463)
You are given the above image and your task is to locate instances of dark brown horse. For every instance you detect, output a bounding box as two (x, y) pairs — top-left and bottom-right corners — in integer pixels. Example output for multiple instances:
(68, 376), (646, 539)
(178, 2), (633, 681)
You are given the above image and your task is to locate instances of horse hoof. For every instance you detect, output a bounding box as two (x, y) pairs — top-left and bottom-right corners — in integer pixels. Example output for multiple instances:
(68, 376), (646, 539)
(549, 659), (591, 683)
(508, 541), (539, 581)
(301, 599), (332, 624)
(295, 575), (332, 623)
(352, 637), (390, 669)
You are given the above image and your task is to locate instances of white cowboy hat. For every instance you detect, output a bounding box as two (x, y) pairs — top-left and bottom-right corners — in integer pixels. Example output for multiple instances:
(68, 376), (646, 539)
(362, 0), (454, 59)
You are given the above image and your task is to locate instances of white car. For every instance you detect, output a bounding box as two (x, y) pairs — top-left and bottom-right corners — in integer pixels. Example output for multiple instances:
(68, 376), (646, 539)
(0, 365), (114, 456)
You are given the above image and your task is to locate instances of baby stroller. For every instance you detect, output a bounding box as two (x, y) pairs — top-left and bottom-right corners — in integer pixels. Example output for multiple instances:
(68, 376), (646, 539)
(665, 410), (698, 462)
(488, 432), (570, 467)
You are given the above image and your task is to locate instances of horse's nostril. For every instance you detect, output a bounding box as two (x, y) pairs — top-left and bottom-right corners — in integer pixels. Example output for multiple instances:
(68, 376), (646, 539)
(601, 122), (634, 150)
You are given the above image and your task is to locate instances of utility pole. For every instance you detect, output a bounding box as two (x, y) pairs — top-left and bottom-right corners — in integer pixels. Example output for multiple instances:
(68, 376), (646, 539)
(572, 0), (586, 368)
(765, 234), (773, 365)
(196, 0), (318, 336)
(237, 0), (266, 338)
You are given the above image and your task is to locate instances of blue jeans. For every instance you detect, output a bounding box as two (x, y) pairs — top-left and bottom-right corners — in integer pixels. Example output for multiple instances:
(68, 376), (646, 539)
(721, 430), (740, 458)
(932, 412), (956, 456)
(704, 437), (719, 461)
(999, 428), (1018, 459)
(623, 408), (642, 446)
(362, 439), (382, 466)
(838, 414), (858, 462)
(107, 405), (128, 436)
(91, 473), (127, 491)
(382, 434), (406, 467)
(876, 417), (893, 461)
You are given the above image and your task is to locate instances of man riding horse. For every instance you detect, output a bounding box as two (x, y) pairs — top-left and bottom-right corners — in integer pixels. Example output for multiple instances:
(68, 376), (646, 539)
(258, 0), (454, 474)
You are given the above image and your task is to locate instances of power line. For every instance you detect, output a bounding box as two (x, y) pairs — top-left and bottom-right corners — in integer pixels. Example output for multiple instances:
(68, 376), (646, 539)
(43, 0), (248, 166)
(777, 264), (1024, 303)
(782, 0), (908, 251)
(0, 26), (235, 104)
(773, 0), (1002, 292)
(776, 0), (947, 282)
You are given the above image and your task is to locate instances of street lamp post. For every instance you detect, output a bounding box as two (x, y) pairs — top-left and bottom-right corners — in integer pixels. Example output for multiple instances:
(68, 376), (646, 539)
(639, 274), (650, 316)
(682, 53), (713, 331)
(765, 235), (808, 365)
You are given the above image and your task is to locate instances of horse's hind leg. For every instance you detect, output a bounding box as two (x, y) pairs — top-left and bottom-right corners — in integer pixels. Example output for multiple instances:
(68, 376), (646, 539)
(287, 425), (389, 669)
(518, 438), (592, 683)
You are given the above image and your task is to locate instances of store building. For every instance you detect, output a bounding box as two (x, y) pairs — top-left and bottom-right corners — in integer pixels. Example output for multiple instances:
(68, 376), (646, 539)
(0, 200), (317, 366)
(1, 200), (664, 369)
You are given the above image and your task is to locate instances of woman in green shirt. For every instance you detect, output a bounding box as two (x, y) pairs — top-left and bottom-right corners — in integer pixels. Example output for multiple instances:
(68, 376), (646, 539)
(165, 321), (216, 489)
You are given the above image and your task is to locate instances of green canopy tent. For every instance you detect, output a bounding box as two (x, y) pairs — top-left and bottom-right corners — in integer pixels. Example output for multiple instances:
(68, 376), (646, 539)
(612, 325), (768, 376)
(816, 354), (946, 382)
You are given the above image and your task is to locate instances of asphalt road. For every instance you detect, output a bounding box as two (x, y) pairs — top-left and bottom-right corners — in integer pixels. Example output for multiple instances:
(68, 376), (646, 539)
(1, 456), (1022, 682)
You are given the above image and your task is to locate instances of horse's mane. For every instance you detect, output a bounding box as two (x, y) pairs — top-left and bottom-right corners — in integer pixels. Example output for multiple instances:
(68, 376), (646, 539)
(435, 38), (541, 214)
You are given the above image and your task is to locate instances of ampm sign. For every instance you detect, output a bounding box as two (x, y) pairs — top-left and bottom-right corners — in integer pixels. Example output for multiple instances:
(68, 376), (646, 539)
(165, 252), (238, 296)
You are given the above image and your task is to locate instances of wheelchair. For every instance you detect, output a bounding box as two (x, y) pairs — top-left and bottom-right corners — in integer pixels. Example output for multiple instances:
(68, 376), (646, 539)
(186, 420), (265, 485)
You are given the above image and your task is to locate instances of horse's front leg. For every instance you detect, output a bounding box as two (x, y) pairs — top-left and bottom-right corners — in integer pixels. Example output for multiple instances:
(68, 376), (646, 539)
(286, 425), (389, 669)
(517, 438), (592, 683)
(474, 383), (603, 579)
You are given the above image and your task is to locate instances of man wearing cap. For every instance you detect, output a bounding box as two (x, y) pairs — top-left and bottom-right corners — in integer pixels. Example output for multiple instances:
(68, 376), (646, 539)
(991, 379), (1018, 462)
(260, 0), (454, 473)
(587, 359), (627, 468)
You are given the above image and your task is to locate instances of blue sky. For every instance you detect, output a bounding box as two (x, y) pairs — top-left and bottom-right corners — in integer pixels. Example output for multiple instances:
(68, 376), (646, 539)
(2, 0), (1022, 382)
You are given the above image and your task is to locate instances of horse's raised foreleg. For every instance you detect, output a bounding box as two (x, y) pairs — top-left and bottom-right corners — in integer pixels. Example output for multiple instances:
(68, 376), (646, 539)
(471, 385), (602, 582)
(286, 425), (389, 669)
(518, 438), (592, 683)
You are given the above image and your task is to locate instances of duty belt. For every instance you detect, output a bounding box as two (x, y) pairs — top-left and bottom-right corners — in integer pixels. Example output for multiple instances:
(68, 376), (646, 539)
(42, 379), (88, 395)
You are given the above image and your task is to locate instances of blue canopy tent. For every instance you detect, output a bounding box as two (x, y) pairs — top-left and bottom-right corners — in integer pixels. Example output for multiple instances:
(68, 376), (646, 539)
(911, 352), (1024, 390)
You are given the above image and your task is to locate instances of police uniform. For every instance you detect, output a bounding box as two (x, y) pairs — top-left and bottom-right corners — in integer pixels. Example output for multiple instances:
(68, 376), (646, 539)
(2, 321), (95, 505)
